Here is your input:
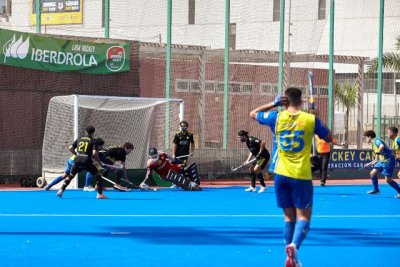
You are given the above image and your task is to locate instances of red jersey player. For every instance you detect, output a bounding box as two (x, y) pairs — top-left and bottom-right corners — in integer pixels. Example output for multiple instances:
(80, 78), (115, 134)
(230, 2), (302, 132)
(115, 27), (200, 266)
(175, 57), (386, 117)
(140, 147), (201, 191)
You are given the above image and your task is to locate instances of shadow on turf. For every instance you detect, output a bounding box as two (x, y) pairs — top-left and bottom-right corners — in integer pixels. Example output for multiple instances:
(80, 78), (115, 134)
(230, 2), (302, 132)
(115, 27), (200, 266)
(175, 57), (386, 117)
(3, 226), (399, 247)
(96, 226), (400, 246)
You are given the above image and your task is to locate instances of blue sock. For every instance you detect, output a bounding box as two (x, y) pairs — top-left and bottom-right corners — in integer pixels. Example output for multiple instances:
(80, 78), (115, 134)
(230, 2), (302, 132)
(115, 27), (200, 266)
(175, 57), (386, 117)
(388, 180), (400, 193)
(371, 176), (379, 191)
(85, 172), (93, 187)
(292, 220), (310, 249)
(47, 176), (63, 189)
(283, 221), (295, 246)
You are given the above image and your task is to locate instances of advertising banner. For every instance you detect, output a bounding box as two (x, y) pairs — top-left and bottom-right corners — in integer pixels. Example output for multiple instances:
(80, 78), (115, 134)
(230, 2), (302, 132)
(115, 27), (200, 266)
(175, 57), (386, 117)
(0, 29), (130, 74)
(329, 149), (400, 169)
(30, 0), (83, 25)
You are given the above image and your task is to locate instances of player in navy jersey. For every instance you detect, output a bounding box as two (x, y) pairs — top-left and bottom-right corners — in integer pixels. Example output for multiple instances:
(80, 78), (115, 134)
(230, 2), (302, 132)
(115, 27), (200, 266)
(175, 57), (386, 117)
(57, 126), (107, 199)
(238, 130), (270, 193)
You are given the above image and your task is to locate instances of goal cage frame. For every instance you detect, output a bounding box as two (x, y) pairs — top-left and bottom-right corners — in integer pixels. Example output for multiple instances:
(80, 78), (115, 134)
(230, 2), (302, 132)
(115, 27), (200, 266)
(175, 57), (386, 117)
(42, 94), (184, 189)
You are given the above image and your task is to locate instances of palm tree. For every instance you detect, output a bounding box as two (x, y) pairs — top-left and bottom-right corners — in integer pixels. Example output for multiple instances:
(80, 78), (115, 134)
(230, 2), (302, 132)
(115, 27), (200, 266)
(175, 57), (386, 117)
(368, 36), (400, 73)
(335, 81), (360, 143)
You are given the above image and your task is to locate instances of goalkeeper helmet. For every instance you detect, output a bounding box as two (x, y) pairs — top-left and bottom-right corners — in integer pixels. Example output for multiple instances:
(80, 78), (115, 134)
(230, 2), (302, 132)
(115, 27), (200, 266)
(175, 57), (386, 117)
(149, 147), (158, 159)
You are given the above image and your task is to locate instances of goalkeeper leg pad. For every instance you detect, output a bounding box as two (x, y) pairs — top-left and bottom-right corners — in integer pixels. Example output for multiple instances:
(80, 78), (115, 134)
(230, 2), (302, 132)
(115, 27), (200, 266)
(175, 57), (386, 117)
(166, 170), (200, 191)
(185, 163), (201, 184)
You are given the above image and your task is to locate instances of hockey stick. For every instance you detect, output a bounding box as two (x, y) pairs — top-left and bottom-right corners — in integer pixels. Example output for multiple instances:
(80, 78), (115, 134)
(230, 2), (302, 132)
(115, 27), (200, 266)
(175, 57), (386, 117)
(136, 177), (159, 191)
(308, 71), (318, 157)
(357, 160), (378, 170)
(120, 178), (158, 191)
(100, 175), (131, 192)
(231, 158), (257, 171)
(175, 153), (192, 159)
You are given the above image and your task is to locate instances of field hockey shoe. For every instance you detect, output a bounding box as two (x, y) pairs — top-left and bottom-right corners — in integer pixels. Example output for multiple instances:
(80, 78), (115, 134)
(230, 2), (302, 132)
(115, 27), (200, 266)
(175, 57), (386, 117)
(285, 244), (302, 267)
(96, 193), (108, 199)
(258, 186), (267, 193)
(56, 189), (63, 198)
(245, 186), (256, 192)
(44, 184), (51, 191)
(83, 186), (96, 192)
(394, 194), (400, 199)
(367, 189), (381, 194)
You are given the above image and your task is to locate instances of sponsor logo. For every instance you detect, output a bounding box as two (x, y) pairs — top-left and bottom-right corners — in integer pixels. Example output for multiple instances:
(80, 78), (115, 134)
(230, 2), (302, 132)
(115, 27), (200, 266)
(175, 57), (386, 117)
(105, 46), (126, 72)
(2, 35), (30, 63)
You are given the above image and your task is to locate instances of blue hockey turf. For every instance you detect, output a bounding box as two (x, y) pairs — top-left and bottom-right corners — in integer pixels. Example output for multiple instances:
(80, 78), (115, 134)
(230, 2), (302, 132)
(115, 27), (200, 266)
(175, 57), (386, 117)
(0, 184), (399, 267)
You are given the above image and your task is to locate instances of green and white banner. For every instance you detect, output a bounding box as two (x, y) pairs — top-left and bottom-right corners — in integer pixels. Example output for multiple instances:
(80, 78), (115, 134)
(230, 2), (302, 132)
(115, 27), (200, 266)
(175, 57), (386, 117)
(0, 29), (130, 74)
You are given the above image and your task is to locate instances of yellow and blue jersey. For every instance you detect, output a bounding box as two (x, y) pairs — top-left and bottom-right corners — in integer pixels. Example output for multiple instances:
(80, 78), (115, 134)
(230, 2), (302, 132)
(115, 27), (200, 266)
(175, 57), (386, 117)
(393, 136), (400, 158)
(257, 110), (329, 180)
(373, 138), (394, 162)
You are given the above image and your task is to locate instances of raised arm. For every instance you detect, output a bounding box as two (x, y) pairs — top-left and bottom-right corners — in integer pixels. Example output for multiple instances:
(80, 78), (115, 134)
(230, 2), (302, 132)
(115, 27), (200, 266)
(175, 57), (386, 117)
(250, 95), (288, 120)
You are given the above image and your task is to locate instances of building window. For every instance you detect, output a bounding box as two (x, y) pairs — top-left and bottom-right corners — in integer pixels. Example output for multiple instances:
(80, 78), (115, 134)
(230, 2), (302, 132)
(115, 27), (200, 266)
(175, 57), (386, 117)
(229, 83), (241, 93)
(188, 0), (195, 25)
(318, 0), (326, 20)
(260, 83), (278, 95)
(0, 0), (11, 18)
(205, 82), (215, 92)
(318, 87), (328, 96)
(216, 82), (225, 93)
(241, 84), (253, 93)
(229, 23), (236, 50)
(176, 80), (190, 92)
(273, 0), (280, 22)
(190, 81), (200, 92)
(176, 79), (201, 92)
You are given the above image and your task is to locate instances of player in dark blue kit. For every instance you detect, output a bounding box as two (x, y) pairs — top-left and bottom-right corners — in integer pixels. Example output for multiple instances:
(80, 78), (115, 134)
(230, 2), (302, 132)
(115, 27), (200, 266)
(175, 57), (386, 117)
(173, 121), (195, 167)
(44, 138), (105, 192)
(85, 142), (135, 189)
(238, 130), (270, 193)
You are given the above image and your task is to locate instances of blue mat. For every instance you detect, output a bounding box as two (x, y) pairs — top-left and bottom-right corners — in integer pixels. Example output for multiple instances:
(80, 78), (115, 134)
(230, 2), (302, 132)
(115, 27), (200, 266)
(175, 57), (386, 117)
(0, 185), (399, 267)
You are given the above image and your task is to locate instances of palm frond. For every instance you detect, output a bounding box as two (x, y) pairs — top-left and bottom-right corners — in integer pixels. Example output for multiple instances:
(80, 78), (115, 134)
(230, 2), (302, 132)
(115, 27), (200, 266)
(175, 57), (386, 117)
(367, 52), (400, 74)
(335, 81), (360, 110)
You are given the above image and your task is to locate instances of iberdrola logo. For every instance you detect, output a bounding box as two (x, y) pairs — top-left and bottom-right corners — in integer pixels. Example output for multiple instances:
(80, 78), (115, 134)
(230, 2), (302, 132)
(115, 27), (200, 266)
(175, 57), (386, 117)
(105, 46), (125, 72)
(2, 35), (30, 63)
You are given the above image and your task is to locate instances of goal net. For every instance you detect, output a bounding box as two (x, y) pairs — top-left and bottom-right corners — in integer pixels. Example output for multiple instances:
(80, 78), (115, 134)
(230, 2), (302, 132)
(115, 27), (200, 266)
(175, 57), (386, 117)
(42, 95), (183, 187)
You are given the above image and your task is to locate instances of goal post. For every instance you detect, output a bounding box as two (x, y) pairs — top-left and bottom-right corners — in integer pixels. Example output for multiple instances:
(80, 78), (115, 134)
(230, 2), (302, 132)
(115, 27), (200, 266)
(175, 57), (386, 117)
(42, 94), (184, 188)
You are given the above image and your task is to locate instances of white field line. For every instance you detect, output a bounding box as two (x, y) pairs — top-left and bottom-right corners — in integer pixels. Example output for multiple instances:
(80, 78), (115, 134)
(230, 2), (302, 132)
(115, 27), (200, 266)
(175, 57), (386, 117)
(0, 214), (399, 218)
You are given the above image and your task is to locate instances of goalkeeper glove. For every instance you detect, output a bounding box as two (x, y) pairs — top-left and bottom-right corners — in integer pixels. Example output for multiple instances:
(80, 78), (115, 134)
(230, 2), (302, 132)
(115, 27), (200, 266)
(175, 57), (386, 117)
(273, 95), (288, 107)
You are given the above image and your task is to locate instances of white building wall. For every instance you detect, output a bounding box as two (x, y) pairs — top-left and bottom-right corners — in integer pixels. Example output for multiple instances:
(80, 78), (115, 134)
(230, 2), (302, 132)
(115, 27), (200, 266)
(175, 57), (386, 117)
(1, 0), (400, 133)
(1, 0), (399, 57)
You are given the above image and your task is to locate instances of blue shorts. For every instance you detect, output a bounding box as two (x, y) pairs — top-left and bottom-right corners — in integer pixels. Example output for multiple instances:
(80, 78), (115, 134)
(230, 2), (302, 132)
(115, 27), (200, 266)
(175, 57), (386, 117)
(274, 174), (313, 209)
(64, 159), (75, 174)
(374, 159), (395, 178)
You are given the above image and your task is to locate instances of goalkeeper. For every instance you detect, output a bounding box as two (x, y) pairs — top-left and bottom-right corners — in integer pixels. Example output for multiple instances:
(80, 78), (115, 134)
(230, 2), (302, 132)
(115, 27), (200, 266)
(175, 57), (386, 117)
(140, 147), (201, 191)
(86, 142), (139, 190)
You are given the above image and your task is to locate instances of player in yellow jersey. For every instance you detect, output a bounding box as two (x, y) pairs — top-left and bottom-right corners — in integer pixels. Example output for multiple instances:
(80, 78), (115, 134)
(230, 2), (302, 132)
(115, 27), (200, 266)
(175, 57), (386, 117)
(250, 87), (332, 267)
(381, 127), (400, 198)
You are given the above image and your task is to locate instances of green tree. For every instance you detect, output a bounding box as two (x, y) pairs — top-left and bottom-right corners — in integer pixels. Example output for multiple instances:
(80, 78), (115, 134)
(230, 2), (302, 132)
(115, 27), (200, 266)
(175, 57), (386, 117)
(335, 81), (360, 142)
(368, 36), (400, 73)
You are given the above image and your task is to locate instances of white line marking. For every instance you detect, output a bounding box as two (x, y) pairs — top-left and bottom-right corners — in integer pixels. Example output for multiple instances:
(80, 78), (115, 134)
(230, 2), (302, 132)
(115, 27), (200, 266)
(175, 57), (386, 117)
(110, 232), (131, 235)
(0, 214), (399, 218)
